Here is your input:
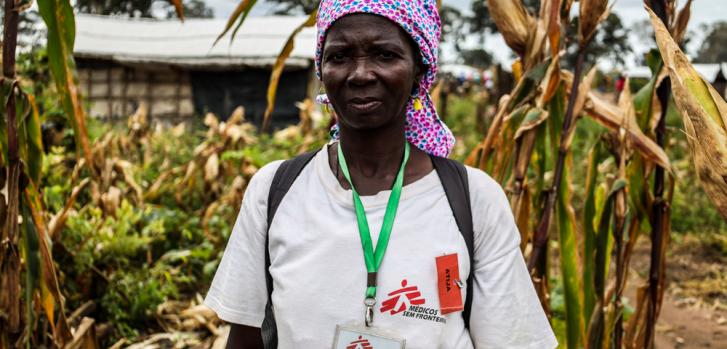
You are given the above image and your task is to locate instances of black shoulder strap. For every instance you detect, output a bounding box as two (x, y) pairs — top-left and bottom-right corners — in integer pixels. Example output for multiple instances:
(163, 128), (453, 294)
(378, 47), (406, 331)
(430, 156), (475, 328)
(262, 151), (316, 349)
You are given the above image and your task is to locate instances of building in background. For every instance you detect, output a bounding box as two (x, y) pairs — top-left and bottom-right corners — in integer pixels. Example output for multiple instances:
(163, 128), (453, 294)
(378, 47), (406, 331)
(73, 14), (318, 127)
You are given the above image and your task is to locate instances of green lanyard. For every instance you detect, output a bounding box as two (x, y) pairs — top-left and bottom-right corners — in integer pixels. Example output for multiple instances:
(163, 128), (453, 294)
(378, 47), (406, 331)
(337, 141), (410, 326)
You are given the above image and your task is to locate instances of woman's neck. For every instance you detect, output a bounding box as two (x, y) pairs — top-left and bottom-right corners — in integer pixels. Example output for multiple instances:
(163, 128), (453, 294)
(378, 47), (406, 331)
(329, 122), (434, 196)
(338, 124), (407, 178)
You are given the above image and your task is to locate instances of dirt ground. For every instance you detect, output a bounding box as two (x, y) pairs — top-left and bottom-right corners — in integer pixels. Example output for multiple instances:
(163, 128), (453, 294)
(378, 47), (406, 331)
(629, 234), (727, 349)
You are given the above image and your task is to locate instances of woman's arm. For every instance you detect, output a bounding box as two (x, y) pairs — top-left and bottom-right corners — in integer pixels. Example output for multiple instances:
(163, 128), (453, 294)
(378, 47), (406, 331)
(226, 324), (263, 349)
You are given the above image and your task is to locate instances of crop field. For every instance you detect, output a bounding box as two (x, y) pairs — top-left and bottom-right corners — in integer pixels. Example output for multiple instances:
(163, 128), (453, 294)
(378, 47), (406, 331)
(1, 0), (726, 348)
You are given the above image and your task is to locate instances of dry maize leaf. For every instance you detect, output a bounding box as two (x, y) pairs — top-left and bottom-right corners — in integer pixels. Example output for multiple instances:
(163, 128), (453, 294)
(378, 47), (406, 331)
(41, 283), (56, 334)
(181, 304), (217, 321)
(263, 10), (318, 131)
(617, 78), (637, 128)
(215, 0), (257, 45)
(128, 103), (148, 133)
(509, 108), (547, 195)
(48, 177), (90, 238)
(579, 0), (610, 47)
(573, 67), (598, 120)
(226, 106), (245, 126)
(487, 0), (532, 55)
(671, 0), (692, 44)
(537, 44), (562, 106)
(562, 0), (574, 14)
(469, 95), (511, 168)
(181, 161), (197, 185)
(114, 160), (144, 204)
(510, 178), (531, 250)
(514, 108), (549, 140)
(202, 201), (222, 242)
(624, 283), (650, 348)
(171, 123), (186, 137)
(524, 18), (548, 69)
(65, 317), (98, 349)
(24, 188), (72, 343)
(224, 107), (246, 142)
(26, 94), (44, 187)
(584, 92), (671, 171)
(170, 0), (184, 21)
(204, 112), (219, 131)
(37, 0), (95, 174)
(540, 0), (563, 58)
(145, 168), (180, 201)
(101, 186), (122, 216)
(512, 59), (523, 82)
(213, 326), (231, 349)
(205, 153), (220, 183)
(648, 7), (727, 218)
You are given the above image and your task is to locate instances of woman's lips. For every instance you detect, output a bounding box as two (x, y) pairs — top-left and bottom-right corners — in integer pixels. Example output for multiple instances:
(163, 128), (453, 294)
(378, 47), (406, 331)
(348, 100), (382, 113)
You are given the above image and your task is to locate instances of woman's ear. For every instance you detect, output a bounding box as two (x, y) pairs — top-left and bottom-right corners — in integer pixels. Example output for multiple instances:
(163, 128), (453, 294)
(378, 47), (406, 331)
(413, 61), (426, 92)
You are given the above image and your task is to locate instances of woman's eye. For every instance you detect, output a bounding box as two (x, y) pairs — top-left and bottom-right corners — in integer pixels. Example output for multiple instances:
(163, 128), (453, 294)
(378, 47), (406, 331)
(329, 53), (346, 62)
(379, 51), (396, 59)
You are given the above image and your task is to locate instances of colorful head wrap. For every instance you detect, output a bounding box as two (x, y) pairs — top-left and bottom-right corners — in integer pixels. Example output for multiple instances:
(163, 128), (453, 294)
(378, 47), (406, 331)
(315, 0), (455, 158)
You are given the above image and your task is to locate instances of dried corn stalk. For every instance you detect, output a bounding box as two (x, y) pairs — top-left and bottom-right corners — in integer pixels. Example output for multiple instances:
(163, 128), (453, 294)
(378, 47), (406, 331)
(486, 0), (533, 55)
(648, 7), (727, 219)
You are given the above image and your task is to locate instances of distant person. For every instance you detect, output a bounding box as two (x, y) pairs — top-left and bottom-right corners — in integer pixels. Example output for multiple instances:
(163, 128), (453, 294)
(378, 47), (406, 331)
(204, 1), (557, 348)
(615, 74), (626, 101)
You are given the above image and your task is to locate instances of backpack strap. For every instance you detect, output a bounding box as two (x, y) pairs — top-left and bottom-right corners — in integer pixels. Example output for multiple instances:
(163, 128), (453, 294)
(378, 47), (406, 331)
(430, 156), (475, 328)
(262, 151), (317, 349)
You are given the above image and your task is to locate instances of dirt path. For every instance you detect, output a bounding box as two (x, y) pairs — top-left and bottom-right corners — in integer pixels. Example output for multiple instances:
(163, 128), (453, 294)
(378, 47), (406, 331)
(653, 294), (726, 348)
(629, 235), (727, 348)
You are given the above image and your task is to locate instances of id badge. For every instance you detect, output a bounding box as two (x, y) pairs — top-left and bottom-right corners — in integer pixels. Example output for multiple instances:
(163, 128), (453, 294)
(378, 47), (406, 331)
(435, 253), (464, 314)
(333, 324), (406, 349)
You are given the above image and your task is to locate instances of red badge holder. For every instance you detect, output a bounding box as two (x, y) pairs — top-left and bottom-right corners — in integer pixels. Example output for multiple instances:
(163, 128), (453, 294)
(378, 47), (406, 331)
(435, 253), (464, 315)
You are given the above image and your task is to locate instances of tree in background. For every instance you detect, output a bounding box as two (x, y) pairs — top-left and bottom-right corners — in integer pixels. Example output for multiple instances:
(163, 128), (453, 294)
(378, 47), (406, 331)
(564, 13), (631, 69)
(466, 1), (630, 70)
(440, 5), (466, 51)
(75, 0), (213, 18)
(694, 21), (727, 63)
(267, 0), (318, 14)
(174, 0), (213, 18)
(460, 48), (493, 69)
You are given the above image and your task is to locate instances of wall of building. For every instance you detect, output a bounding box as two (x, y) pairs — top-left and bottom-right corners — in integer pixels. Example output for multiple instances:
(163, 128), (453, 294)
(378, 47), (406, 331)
(77, 59), (195, 120)
(76, 58), (317, 128)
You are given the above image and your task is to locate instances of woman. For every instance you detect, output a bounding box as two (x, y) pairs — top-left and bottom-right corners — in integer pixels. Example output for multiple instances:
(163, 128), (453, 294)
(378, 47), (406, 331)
(204, 1), (557, 348)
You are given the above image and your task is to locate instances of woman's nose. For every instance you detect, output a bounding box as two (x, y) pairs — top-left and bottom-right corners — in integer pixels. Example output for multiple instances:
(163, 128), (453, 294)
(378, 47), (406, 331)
(347, 57), (376, 85)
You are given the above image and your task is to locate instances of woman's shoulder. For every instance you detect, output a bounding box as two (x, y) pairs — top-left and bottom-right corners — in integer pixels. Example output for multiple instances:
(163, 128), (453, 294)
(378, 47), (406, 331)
(461, 164), (521, 262)
(462, 165), (509, 207)
(245, 148), (324, 197)
(244, 160), (285, 198)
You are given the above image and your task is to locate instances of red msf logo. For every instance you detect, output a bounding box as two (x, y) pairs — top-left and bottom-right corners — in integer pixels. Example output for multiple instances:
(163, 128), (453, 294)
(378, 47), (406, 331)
(380, 279), (426, 315)
(346, 335), (373, 349)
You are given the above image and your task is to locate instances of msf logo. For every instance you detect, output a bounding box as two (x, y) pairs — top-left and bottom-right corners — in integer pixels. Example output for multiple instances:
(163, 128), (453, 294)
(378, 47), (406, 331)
(346, 336), (373, 349)
(380, 279), (426, 315)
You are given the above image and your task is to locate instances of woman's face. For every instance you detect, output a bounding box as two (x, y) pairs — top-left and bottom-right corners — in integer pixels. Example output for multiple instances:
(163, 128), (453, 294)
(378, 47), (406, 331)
(321, 14), (421, 131)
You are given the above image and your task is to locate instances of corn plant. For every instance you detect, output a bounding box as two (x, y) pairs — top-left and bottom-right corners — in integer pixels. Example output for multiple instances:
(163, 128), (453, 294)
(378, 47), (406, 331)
(459, 0), (707, 348)
(1, 0), (76, 346)
(3, 0), (725, 346)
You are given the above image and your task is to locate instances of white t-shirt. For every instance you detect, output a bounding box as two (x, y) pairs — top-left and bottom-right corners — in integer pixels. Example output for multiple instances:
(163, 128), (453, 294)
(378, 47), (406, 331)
(205, 146), (557, 349)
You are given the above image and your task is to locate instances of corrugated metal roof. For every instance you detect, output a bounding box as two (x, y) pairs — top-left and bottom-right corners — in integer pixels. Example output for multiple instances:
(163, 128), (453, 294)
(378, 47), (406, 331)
(73, 14), (317, 68)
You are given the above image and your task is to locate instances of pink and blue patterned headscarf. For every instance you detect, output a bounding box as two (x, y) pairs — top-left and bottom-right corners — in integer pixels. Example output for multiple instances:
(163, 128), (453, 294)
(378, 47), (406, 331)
(315, 0), (455, 158)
